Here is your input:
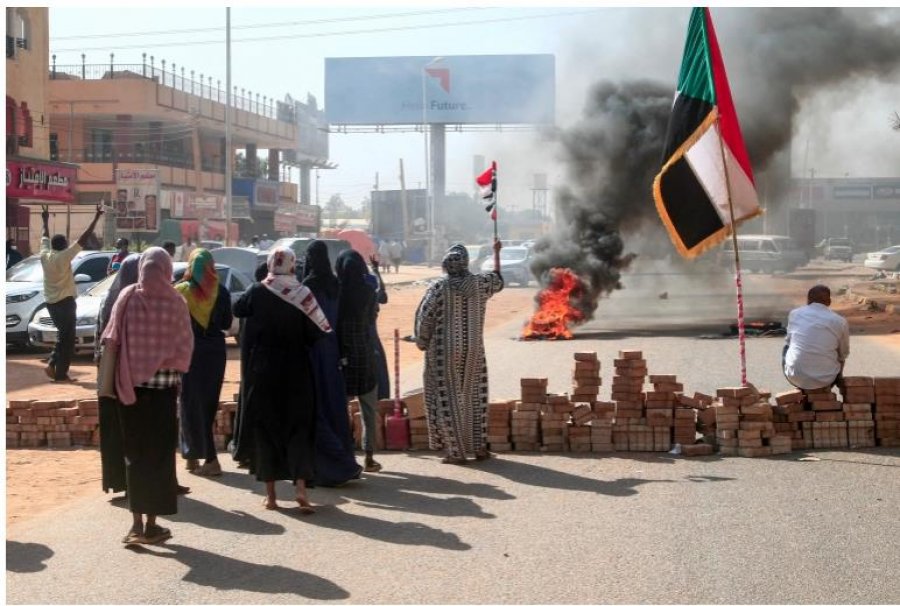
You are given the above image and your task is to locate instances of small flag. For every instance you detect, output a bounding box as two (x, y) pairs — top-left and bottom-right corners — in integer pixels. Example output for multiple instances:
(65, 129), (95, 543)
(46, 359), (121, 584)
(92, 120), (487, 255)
(652, 8), (761, 259)
(476, 163), (496, 211)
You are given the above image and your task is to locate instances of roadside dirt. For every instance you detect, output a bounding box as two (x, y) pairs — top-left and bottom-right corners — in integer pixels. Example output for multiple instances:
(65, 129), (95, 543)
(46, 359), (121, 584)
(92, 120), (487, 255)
(6, 275), (899, 527)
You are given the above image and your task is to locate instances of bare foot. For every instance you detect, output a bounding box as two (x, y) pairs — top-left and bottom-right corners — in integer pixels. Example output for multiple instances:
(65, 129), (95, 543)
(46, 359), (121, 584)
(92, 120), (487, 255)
(262, 497), (278, 510)
(296, 497), (315, 515)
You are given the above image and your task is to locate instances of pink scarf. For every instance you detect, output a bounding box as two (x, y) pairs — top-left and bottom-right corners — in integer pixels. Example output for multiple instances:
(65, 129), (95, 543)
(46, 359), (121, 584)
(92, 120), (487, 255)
(102, 247), (194, 404)
(262, 246), (332, 333)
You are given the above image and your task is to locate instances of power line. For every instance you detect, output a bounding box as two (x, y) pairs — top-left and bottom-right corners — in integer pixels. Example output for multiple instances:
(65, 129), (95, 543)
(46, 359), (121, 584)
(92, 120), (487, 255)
(53, 8), (486, 41)
(51, 8), (602, 54)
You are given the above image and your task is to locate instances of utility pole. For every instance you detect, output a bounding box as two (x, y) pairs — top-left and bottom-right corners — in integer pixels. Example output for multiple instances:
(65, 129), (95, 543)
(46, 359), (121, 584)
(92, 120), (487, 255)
(224, 7), (233, 246)
(399, 159), (408, 242)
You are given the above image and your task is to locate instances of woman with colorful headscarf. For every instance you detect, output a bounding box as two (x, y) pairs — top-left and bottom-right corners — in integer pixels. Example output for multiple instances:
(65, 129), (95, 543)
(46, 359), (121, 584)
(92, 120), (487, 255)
(101, 247), (194, 545)
(232, 246), (331, 513)
(302, 240), (363, 486)
(335, 249), (382, 473)
(414, 242), (503, 464)
(176, 248), (233, 477)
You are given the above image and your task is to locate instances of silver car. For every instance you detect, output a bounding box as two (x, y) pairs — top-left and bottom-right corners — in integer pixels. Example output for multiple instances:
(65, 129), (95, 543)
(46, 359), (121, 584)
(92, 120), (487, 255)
(28, 262), (251, 352)
(6, 251), (114, 349)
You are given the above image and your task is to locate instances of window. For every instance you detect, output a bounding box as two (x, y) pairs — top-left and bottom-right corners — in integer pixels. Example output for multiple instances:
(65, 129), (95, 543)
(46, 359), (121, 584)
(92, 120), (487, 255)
(88, 129), (112, 162)
(73, 257), (110, 282)
(49, 133), (58, 161)
(761, 240), (778, 253)
(229, 271), (247, 293)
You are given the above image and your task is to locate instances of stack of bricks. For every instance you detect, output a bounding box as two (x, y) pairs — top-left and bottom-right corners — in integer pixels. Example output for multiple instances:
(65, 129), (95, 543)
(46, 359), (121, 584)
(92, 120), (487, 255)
(590, 401), (615, 453)
(806, 387), (848, 449)
(404, 390), (430, 450)
(571, 352), (601, 406)
(513, 378), (545, 451)
(645, 374), (680, 453)
(611, 350), (648, 452)
(6, 399), (100, 448)
(840, 377), (876, 449)
(673, 407), (697, 447)
(874, 377), (900, 447)
(713, 386), (787, 457)
(486, 401), (514, 452)
(542, 394), (574, 452)
(774, 389), (812, 450)
(213, 401), (237, 452)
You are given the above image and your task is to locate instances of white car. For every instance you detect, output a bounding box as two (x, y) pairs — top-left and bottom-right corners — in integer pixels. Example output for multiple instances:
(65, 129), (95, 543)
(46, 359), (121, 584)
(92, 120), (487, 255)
(6, 251), (114, 349)
(481, 245), (534, 286)
(863, 245), (900, 272)
(28, 262), (251, 352)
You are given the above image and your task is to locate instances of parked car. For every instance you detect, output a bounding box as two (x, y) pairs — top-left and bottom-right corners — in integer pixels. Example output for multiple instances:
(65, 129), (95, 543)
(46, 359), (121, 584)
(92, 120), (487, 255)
(823, 237), (854, 262)
(863, 245), (900, 271)
(28, 262), (251, 352)
(720, 235), (808, 274)
(465, 244), (492, 274)
(211, 246), (262, 279)
(6, 250), (114, 349)
(481, 245), (534, 286)
(256, 237), (352, 275)
(199, 240), (224, 251)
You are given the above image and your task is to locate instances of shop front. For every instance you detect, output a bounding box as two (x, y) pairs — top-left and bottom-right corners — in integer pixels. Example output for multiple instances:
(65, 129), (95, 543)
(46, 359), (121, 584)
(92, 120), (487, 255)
(5, 157), (78, 256)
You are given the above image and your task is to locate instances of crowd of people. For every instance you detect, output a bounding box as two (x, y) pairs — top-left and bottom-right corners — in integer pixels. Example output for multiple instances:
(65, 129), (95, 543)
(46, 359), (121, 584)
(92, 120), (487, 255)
(34, 206), (507, 546)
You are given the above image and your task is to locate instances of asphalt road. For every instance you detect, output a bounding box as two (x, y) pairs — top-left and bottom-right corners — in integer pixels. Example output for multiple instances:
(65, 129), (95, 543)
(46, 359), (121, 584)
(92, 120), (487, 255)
(7, 266), (900, 604)
(6, 449), (899, 604)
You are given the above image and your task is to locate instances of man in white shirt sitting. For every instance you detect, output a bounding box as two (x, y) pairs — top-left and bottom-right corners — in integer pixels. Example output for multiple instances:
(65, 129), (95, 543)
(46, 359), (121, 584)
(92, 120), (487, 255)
(783, 285), (850, 391)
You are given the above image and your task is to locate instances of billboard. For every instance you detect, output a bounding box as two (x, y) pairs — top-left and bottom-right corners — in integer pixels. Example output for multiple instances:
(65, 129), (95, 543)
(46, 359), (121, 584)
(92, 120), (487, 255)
(325, 55), (555, 125)
(114, 169), (159, 232)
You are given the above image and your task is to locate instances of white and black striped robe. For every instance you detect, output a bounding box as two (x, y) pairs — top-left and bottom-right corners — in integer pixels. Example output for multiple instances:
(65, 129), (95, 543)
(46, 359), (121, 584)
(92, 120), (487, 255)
(414, 271), (504, 458)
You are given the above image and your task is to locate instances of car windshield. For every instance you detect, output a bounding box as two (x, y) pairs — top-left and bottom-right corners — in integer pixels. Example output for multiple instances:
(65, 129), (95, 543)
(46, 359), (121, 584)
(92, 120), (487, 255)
(85, 273), (117, 297)
(500, 248), (527, 261)
(881, 246), (900, 254)
(6, 256), (43, 282)
(830, 239), (851, 246)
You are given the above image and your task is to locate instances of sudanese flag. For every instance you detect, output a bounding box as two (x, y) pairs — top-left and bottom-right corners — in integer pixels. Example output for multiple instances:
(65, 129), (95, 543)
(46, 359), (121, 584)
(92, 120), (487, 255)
(653, 7), (760, 259)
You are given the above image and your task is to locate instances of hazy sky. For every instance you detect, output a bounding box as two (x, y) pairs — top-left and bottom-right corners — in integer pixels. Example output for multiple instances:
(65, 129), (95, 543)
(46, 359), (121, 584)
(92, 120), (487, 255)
(47, 5), (900, 210)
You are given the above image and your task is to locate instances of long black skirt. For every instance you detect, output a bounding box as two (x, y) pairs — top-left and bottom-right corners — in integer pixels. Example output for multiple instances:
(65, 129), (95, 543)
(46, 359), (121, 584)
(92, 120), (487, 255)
(99, 396), (127, 493)
(180, 336), (227, 461)
(118, 387), (178, 516)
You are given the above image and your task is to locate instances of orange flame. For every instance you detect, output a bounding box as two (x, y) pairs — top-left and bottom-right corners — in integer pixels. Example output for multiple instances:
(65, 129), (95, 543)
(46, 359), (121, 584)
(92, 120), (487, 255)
(522, 268), (585, 340)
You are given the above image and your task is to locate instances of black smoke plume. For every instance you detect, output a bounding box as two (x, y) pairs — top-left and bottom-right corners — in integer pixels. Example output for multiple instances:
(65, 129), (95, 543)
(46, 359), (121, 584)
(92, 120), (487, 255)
(531, 8), (900, 323)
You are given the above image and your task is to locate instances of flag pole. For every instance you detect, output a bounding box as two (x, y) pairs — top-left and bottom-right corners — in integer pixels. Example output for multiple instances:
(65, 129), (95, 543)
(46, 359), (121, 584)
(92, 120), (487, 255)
(716, 114), (748, 386)
(492, 161), (500, 272)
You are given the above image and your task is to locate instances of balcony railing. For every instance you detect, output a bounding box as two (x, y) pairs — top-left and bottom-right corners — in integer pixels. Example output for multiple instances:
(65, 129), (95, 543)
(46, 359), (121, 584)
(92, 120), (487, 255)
(49, 57), (293, 123)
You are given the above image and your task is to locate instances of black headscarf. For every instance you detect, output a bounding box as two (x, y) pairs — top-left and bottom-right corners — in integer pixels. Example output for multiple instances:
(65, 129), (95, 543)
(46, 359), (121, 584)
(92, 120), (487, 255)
(253, 261), (268, 282)
(336, 249), (373, 319)
(302, 240), (339, 300)
(100, 252), (141, 329)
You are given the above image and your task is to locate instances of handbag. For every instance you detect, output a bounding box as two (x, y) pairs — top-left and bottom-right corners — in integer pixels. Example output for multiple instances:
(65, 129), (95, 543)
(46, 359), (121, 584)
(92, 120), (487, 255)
(97, 343), (118, 399)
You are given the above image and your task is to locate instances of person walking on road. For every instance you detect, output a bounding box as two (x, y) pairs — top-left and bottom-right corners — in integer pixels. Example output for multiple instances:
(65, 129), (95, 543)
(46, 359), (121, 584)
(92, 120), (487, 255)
(232, 246), (331, 513)
(176, 249), (233, 477)
(378, 239), (392, 273)
(415, 242), (503, 464)
(335, 249), (383, 473)
(365, 255), (390, 401)
(40, 203), (104, 382)
(101, 247), (194, 545)
(389, 239), (403, 273)
(783, 284), (850, 391)
(96, 253), (141, 498)
(301, 240), (363, 487)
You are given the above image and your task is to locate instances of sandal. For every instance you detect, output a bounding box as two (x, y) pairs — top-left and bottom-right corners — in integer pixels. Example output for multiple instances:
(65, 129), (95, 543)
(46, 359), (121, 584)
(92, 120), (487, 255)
(192, 460), (222, 477)
(262, 498), (278, 510)
(185, 459), (199, 472)
(364, 461), (382, 473)
(441, 456), (468, 465)
(475, 450), (492, 461)
(140, 525), (172, 545)
(121, 529), (143, 545)
(176, 484), (191, 495)
(296, 498), (316, 515)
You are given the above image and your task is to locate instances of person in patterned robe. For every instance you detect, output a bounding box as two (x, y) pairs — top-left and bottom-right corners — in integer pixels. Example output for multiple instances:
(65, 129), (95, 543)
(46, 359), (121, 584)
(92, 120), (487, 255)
(414, 242), (503, 464)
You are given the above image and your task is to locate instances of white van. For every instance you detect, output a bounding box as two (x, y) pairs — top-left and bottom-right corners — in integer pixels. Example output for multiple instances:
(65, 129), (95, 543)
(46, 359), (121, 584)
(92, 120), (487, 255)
(720, 235), (808, 274)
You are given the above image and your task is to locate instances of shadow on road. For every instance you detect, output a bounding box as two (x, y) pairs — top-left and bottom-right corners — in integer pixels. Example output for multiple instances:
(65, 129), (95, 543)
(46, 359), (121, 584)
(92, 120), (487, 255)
(287, 503), (471, 551)
(176, 496), (287, 535)
(471, 457), (671, 496)
(6, 541), (54, 573)
(132, 543), (350, 600)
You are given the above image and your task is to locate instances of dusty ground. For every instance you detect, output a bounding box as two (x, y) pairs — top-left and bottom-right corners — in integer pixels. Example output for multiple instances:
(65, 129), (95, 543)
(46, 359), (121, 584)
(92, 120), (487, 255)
(6, 274), (899, 527)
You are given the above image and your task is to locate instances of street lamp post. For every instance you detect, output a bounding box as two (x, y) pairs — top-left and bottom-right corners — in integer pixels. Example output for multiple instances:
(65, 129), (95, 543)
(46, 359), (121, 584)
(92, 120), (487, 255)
(422, 56), (443, 263)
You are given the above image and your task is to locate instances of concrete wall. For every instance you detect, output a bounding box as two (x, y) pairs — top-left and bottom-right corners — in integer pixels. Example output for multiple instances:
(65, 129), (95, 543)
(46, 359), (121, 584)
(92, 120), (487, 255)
(6, 7), (50, 160)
